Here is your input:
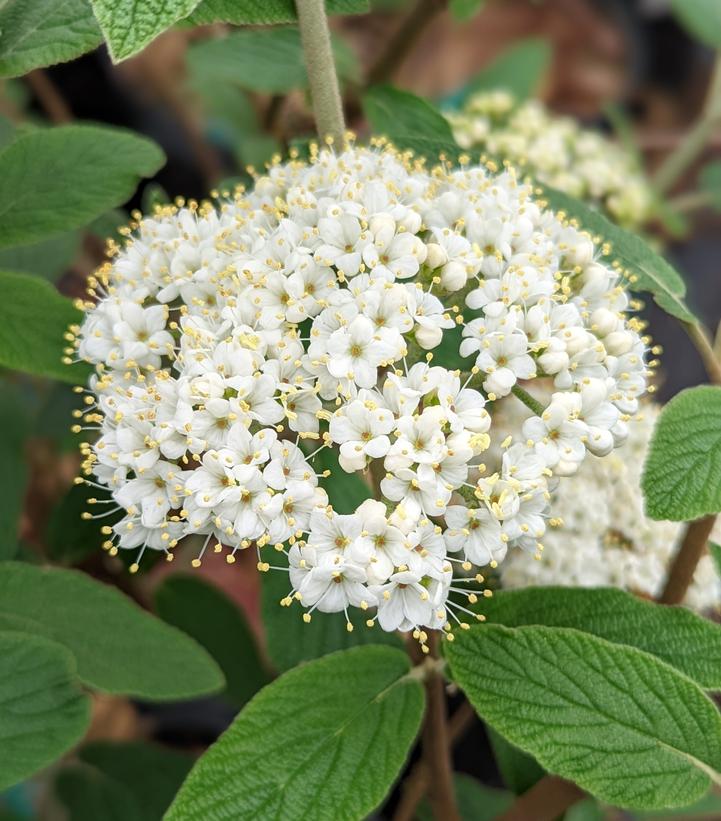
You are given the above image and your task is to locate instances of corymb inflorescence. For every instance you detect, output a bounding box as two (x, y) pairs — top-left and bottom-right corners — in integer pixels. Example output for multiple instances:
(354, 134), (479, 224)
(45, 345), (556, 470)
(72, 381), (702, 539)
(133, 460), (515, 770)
(69, 140), (650, 645)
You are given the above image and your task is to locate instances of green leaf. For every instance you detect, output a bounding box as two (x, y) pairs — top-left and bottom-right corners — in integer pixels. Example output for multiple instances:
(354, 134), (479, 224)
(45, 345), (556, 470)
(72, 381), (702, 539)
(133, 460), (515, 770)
(155, 575), (270, 708)
(0, 382), (31, 561)
(0, 631), (91, 791)
(364, 85), (456, 144)
(710, 542), (721, 577)
(186, 0), (368, 26)
(669, 0), (721, 49)
(565, 799), (606, 821)
(700, 161), (721, 211)
(635, 789), (721, 818)
(46, 482), (110, 565)
(55, 764), (142, 821)
(165, 645), (424, 821)
(78, 741), (193, 820)
(487, 726), (545, 795)
(0, 271), (90, 383)
(447, 624), (721, 811)
(262, 557), (402, 672)
(315, 445), (371, 513)
(187, 28), (357, 95)
(481, 586), (721, 689)
(450, 0), (486, 22)
(418, 773), (513, 820)
(536, 183), (696, 323)
(0, 231), (80, 281)
(0, 113), (16, 149)
(0, 0), (102, 79)
(0, 562), (224, 700)
(460, 38), (551, 103)
(642, 386), (721, 521)
(89, 0), (202, 62)
(0, 125), (164, 249)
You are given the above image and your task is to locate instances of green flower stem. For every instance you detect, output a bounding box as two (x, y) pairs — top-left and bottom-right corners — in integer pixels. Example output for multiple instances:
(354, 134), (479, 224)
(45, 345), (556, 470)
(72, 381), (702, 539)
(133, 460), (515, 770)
(653, 55), (721, 195)
(511, 384), (545, 416)
(295, 0), (345, 144)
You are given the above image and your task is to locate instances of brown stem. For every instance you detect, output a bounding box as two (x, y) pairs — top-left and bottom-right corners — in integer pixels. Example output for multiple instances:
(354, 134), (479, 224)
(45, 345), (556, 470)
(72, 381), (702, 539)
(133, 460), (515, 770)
(366, 0), (447, 87)
(25, 70), (73, 124)
(448, 699), (476, 743)
(493, 776), (586, 821)
(659, 515), (717, 605)
(685, 322), (721, 386)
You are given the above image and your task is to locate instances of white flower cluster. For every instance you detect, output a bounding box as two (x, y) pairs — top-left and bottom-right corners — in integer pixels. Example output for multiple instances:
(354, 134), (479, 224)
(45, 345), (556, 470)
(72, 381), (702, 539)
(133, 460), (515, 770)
(497, 401), (720, 612)
(70, 141), (648, 642)
(446, 91), (653, 230)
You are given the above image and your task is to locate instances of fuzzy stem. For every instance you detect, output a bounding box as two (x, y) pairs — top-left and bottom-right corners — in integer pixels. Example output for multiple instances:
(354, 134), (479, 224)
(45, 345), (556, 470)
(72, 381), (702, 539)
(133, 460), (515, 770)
(295, 0), (345, 144)
(511, 384), (545, 416)
(653, 56), (721, 194)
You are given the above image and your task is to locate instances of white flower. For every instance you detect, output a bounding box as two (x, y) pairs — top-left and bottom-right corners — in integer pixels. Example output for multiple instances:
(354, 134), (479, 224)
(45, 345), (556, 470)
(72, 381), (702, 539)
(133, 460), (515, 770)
(329, 393), (394, 472)
(326, 315), (396, 388)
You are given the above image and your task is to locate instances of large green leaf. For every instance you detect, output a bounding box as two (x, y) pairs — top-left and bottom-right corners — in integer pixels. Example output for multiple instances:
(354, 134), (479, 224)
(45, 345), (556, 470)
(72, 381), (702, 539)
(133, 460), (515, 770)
(155, 575), (270, 708)
(89, 0), (201, 63)
(0, 125), (164, 249)
(0, 562), (224, 700)
(447, 624), (721, 811)
(262, 559), (402, 672)
(0, 0), (102, 78)
(165, 646), (424, 821)
(0, 271), (90, 383)
(635, 790), (721, 818)
(186, 0), (368, 25)
(55, 765), (142, 821)
(364, 85), (456, 144)
(459, 38), (552, 103)
(0, 382), (31, 560)
(0, 231), (80, 281)
(0, 631), (91, 791)
(536, 184), (696, 323)
(487, 726), (545, 795)
(482, 586), (721, 689)
(670, 0), (721, 49)
(642, 386), (721, 521)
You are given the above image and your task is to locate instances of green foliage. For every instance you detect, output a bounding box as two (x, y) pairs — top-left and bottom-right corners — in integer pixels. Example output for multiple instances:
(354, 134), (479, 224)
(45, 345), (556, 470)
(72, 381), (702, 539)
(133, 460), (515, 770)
(315, 445), (371, 513)
(187, 28), (358, 95)
(0, 562), (224, 699)
(669, 0), (721, 49)
(165, 646), (424, 821)
(449, 0), (486, 22)
(700, 161), (721, 211)
(0, 271), (89, 383)
(635, 790), (721, 818)
(537, 184), (696, 323)
(55, 765), (143, 821)
(363, 85), (455, 145)
(459, 38), (552, 103)
(446, 624), (721, 810)
(487, 726), (545, 795)
(0, 383), (30, 560)
(46, 483), (110, 565)
(642, 386), (721, 521)
(155, 575), (270, 708)
(89, 0), (202, 62)
(0, 231), (80, 281)
(187, 0), (369, 26)
(482, 586), (721, 688)
(0, 125), (164, 249)
(261, 562), (402, 672)
(0, 0), (102, 78)
(418, 773), (512, 820)
(0, 631), (90, 790)
(710, 542), (721, 577)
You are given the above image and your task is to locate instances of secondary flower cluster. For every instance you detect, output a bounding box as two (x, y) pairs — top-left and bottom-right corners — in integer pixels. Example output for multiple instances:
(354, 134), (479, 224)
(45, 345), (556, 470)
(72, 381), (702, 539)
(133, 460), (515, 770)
(496, 400), (721, 611)
(446, 90), (653, 230)
(71, 141), (648, 640)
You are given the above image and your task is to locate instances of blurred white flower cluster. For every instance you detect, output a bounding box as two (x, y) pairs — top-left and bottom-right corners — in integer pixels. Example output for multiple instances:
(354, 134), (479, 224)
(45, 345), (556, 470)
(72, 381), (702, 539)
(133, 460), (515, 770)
(71, 141), (649, 641)
(496, 398), (721, 612)
(447, 91), (653, 231)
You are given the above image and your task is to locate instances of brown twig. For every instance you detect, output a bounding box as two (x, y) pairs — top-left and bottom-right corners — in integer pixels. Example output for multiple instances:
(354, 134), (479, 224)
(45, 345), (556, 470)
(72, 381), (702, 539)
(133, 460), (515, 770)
(493, 776), (586, 821)
(366, 0), (447, 88)
(659, 515), (717, 605)
(685, 322), (721, 387)
(25, 70), (73, 124)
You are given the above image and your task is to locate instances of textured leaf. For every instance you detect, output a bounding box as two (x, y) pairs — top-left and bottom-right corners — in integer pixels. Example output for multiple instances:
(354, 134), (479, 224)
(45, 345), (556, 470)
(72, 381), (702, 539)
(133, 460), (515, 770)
(482, 586), (721, 688)
(0, 271), (90, 383)
(89, 0), (201, 62)
(669, 0), (721, 49)
(0, 382), (30, 560)
(537, 184), (696, 323)
(186, 0), (368, 26)
(0, 231), (80, 281)
(261, 559), (402, 672)
(0, 562), (224, 700)
(0, 0), (102, 78)
(364, 85), (455, 144)
(460, 38), (551, 103)
(487, 726), (545, 795)
(187, 28), (357, 95)
(0, 631), (90, 791)
(165, 646), (424, 821)
(635, 789), (721, 818)
(155, 575), (270, 708)
(447, 624), (721, 810)
(0, 125), (164, 248)
(642, 386), (721, 521)
(418, 773), (512, 820)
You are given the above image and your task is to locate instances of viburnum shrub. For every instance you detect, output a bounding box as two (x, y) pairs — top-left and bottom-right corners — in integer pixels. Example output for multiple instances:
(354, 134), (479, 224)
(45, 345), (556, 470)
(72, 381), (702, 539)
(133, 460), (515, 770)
(70, 139), (649, 644)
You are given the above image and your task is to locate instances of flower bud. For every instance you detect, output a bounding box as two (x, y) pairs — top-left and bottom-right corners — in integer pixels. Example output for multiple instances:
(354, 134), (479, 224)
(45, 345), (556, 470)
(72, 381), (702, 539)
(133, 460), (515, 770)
(440, 261), (467, 291)
(415, 323), (443, 350)
(425, 242), (448, 270)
